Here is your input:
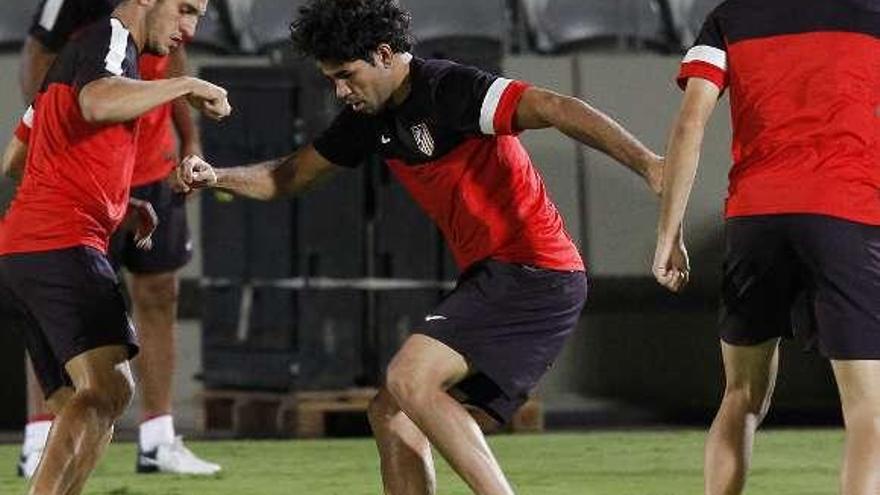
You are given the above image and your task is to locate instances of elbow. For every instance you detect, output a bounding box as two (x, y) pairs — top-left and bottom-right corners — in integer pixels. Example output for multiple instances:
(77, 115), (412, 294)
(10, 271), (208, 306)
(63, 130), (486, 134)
(79, 100), (111, 125)
(78, 88), (116, 125)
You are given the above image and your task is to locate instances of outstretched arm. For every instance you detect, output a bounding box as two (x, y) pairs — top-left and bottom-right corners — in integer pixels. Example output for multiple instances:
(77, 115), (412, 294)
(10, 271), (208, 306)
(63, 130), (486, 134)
(514, 87), (664, 194)
(653, 78), (720, 292)
(178, 144), (340, 201)
(78, 75), (231, 125)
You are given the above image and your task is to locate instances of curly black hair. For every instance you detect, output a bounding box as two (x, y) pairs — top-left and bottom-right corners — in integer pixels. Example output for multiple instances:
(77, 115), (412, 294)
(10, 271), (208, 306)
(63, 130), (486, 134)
(290, 0), (414, 64)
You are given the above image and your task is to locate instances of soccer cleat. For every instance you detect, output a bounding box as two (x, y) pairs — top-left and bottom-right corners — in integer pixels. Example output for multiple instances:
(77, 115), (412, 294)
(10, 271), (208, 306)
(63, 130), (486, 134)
(17, 448), (42, 479)
(136, 436), (221, 475)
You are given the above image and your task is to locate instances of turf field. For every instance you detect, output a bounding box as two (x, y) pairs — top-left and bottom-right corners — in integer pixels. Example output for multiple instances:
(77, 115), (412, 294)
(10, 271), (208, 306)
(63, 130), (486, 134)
(0, 429), (844, 494)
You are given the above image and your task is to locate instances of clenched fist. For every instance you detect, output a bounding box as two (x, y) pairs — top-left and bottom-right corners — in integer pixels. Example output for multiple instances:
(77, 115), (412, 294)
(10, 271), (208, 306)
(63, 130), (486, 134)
(177, 155), (217, 193)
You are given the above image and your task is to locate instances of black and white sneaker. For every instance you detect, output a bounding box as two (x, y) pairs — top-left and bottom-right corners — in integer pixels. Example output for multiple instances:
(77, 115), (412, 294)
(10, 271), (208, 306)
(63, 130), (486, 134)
(136, 436), (221, 475)
(17, 448), (42, 479)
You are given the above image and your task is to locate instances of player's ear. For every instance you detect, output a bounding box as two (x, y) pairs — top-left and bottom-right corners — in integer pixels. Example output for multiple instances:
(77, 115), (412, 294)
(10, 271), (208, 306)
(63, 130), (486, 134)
(376, 43), (394, 69)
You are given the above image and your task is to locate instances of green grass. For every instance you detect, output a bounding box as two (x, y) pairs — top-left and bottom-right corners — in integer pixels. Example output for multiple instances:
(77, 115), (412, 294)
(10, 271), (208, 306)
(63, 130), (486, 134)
(0, 429), (844, 494)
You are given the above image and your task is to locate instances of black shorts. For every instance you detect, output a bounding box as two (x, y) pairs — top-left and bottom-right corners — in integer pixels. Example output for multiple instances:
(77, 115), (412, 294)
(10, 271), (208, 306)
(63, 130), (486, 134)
(720, 214), (880, 359)
(416, 259), (588, 423)
(109, 179), (192, 274)
(0, 247), (139, 398)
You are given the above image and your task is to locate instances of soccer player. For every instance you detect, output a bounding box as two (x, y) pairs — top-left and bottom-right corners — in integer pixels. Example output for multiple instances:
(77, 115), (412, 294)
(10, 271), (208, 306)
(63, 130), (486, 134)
(0, 0), (230, 492)
(653, 0), (880, 493)
(179, 0), (663, 493)
(14, 0), (220, 476)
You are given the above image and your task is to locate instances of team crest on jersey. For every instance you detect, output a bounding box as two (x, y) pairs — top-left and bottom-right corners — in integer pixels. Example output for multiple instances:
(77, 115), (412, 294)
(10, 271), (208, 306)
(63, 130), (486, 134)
(410, 122), (435, 157)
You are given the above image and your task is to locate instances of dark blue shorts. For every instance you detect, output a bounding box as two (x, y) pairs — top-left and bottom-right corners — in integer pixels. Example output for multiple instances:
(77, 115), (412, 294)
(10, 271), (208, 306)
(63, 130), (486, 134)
(109, 179), (192, 274)
(720, 214), (880, 359)
(416, 259), (588, 424)
(0, 247), (139, 397)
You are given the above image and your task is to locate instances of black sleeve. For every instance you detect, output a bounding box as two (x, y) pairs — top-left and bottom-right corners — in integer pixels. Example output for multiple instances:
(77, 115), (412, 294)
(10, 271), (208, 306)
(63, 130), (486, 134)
(312, 108), (378, 168)
(29, 0), (116, 52)
(431, 63), (497, 134)
(72, 19), (139, 92)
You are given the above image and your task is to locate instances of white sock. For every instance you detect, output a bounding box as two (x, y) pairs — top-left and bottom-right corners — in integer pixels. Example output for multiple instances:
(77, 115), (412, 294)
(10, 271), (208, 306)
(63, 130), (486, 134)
(139, 415), (175, 452)
(23, 420), (51, 455)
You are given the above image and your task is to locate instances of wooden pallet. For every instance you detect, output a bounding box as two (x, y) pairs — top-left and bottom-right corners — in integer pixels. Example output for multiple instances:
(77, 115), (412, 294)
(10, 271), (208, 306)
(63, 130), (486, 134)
(202, 387), (543, 438)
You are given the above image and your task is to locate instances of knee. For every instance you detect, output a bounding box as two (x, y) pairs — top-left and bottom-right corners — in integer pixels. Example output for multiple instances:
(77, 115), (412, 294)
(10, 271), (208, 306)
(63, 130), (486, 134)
(78, 370), (134, 420)
(385, 361), (432, 409)
(723, 382), (772, 419)
(132, 273), (178, 310)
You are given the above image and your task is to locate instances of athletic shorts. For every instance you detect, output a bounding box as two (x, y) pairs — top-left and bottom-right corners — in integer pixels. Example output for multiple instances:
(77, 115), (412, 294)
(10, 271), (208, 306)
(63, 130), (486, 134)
(109, 178), (192, 274)
(720, 214), (880, 359)
(417, 259), (588, 423)
(0, 246), (139, 398)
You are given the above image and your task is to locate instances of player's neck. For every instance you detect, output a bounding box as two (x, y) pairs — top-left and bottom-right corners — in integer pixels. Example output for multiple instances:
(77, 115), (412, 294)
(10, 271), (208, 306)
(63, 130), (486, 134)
(112, 3), (146, 52)
(388, 52), (414, 108)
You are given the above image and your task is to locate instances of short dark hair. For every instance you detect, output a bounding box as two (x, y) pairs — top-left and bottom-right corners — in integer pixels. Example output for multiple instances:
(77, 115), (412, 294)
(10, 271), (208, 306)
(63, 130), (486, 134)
(290, 0), (413, 64)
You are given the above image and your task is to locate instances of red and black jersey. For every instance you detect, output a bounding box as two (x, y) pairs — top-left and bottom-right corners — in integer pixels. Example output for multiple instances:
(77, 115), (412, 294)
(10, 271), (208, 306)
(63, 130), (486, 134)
(30, 1), (177, 188)
(2, 17), (141, 256)
(29, 0), (118, 52)
(132, 54), (176, 187)
(314, 57), (584, 273)
(679, 0), (880, 225)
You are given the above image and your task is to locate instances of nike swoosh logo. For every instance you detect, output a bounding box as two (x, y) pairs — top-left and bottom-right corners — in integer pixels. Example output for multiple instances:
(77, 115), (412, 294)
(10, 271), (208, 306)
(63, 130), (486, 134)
(425, 315), (447, 321)
(139, 456), (159, 466)
(380, 135), (391, 144)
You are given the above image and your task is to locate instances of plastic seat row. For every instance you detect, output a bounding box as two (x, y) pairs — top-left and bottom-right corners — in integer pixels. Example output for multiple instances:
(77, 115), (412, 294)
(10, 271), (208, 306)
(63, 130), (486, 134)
(0, 0), (724, 54)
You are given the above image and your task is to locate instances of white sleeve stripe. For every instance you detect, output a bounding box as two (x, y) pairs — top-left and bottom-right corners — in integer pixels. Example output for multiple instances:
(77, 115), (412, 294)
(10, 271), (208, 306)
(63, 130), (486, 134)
(23, 106), (35, 128)
(104, 18), (130, 76)
(479, 77), (513, 135)
(38, 0), (65, 31)
(683, 45), (728, 72)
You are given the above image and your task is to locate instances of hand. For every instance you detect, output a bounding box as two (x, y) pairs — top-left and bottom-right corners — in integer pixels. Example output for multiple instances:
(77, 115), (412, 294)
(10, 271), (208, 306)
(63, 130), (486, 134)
(185, 77), (231, 121)
(124, 198), (158, 250)
(168, 143), (203, 194)
(653, 229), (690, 293)
(178, 154), (217, 193)
(645, 155), (664, 196)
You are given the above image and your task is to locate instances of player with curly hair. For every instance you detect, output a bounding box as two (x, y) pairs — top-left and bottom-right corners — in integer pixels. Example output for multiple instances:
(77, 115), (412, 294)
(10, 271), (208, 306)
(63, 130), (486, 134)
(180, 0), (667, 493)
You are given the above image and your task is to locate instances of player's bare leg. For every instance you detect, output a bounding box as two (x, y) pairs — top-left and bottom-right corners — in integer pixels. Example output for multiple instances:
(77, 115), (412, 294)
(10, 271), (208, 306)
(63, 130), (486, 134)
(128, 270), (219, 474)
(831, 360), (880, 495)
(704, 339), (779, 495)
(368, 387), (436, 494)
(129, 272), (177, 420)
(29, 345), (133, 495)
(385, 334), (514, 495)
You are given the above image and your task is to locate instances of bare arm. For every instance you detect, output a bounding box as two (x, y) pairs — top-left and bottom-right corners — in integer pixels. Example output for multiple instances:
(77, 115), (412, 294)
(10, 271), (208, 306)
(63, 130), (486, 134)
(2, 136), (27, 180)
(78, 76), (197, 124)
(19, 36), (57, 104)
(167, 48), (203, 157)
(653, 78), (720, 291)
(514, 86), (663, 194)
(181, 144), (340, 201)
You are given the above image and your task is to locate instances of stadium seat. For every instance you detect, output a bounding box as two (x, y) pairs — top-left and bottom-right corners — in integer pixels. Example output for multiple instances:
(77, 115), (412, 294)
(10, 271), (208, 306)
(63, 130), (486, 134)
(401, 0), (508, 73)
(687, 0), (724, 38)
(238, 0), (309, 53)
(0, 2), (36, 49)
(401, 0), (508, 45)
(522, 0), (670, 53)
(188, 0), (239, 53)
